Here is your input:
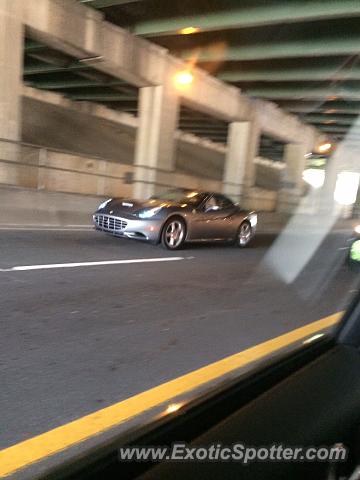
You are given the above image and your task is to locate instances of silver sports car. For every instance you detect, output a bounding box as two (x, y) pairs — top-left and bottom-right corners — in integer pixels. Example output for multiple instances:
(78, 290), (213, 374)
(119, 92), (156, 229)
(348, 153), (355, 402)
(93, 188), (257, 250)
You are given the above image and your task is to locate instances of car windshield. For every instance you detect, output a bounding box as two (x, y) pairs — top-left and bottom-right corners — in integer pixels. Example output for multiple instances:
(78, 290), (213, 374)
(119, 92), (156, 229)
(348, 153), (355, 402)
(2, 1), (360, 479)
(151, 189), (207, 205)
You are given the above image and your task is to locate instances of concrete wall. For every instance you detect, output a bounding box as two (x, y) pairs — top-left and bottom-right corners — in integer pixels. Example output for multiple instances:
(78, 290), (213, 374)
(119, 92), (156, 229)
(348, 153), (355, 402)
(243, 188), (277, 212)
(0, 185), (104, 226)
(16, 97), (279, 212)
(0, 140), (222, 197)
(22, 97), (225, 181)
(174, 140), (224, 180)
(255, 157), (285, 191)
(22, 97), (135, 164)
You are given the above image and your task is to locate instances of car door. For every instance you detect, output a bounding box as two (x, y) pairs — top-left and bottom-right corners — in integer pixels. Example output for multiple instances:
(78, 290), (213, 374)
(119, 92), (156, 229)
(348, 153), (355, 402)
(189, 194), (237, 240)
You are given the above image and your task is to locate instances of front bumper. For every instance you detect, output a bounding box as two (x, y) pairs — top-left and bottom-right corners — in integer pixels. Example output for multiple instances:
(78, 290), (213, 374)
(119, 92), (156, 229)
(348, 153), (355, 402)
(93, 213), (162, 243)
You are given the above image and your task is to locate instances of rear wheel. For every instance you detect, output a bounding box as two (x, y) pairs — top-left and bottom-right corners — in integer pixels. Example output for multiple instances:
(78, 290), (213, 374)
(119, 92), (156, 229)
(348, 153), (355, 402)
(235, 221), (252, 247)
(161, 218), (186, 250)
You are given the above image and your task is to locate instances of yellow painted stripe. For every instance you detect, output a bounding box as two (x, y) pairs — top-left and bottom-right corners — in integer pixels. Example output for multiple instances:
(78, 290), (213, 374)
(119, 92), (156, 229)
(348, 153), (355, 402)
(0, 312), (342, 477)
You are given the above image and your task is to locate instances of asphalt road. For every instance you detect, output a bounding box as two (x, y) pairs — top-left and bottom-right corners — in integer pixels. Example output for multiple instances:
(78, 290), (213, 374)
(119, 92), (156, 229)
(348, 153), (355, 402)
(0, 228), (358, 450)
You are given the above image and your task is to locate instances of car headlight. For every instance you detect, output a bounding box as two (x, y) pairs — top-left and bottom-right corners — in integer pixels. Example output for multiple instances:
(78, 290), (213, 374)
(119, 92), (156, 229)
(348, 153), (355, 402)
(98, 198), (112, 210)
(138, 206), (163, 219)
(249, 213), (257, 227)
(354, 225), (360, 235)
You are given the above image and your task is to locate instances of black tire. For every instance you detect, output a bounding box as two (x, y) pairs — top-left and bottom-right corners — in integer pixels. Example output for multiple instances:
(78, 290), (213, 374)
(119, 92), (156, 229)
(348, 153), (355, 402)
(161, 217), (186, 250)
(235, 220), (252, 248)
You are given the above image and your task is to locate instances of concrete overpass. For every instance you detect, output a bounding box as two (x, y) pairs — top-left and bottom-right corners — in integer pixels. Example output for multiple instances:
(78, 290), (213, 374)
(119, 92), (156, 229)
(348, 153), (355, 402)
(0, 0), (335, 220)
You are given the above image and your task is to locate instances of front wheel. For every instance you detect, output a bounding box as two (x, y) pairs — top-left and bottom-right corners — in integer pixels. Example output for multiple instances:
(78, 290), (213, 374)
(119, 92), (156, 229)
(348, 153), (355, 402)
(235, 221), (252, 247)
(161, 218), (186, 250)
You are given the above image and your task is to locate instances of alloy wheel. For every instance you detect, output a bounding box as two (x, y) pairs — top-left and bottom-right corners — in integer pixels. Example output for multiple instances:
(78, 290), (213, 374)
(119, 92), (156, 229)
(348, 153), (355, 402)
(238, 222), (251, 246)
(165, 220), (184, 248)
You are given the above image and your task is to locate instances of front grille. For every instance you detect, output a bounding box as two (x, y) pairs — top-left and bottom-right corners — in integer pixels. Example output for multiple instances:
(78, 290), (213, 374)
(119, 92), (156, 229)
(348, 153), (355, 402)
(94, 214), (127, 233)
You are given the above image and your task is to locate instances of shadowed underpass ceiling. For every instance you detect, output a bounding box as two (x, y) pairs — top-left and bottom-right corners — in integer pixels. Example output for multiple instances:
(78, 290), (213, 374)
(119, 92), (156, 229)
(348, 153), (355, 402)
(24, 0), (360, 158)
(85, 0), (360, 143)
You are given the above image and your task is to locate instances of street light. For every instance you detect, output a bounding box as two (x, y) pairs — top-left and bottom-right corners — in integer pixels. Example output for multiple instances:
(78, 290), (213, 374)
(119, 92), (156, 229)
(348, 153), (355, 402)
(179, 26), (200, 35)
(318, 142), (332, 153)
(174, 70), (194, 88)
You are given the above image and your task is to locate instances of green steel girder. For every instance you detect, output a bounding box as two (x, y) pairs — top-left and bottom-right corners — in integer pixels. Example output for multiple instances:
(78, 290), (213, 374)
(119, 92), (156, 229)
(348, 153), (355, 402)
(218, 65), (360, 83)
(318, 125), (359, 133)
(179, 128), (228, 135)
(180, 37), (360, 63)
(294, 108), (360, 114)
(133, 0), (360, 36)
(178, 123), (228, 130)
(244, 86), (360, 101)
(81, 0), (141, 7)
(26, 79), (126, 90)
(24, 63), (88, 75)
(190, 133), (226, 139)
(69, 92), (138, 101)
(276, 101), (360, 114)
(305, 115), (356, 126)
(24, 40), (45, 52)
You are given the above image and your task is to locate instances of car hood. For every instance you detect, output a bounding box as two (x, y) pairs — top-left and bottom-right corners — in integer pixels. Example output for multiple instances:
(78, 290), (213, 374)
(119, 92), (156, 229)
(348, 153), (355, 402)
(98, 197), (182, 216)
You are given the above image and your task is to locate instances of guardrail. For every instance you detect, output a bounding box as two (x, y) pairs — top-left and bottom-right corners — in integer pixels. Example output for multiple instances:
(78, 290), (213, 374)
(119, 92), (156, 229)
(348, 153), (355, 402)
(0, 138), (222, 198)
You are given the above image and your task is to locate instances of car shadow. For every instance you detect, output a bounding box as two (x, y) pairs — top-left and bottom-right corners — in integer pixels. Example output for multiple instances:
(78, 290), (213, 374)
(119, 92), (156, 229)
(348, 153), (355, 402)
(182, 233), (278, 251)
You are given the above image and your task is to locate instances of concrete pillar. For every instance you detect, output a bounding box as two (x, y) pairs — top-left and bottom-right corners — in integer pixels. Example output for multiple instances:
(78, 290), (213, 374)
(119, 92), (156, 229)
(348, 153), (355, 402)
(223, 121), (259, 203)
(278, 143), (307, 212)
(0, 0), (23, 142)
(133, 82), (179, 199)
(283, 143), (308, 192)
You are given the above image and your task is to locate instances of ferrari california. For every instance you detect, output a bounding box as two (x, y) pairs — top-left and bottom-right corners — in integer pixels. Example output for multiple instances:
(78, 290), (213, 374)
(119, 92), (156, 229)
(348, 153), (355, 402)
(93, 188), (257, 250)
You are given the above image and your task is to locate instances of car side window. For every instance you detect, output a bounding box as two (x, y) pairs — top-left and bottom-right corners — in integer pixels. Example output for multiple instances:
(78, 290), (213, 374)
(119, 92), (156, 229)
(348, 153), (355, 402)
(213, 194), (234, 210)
(204, 196), (218, 211)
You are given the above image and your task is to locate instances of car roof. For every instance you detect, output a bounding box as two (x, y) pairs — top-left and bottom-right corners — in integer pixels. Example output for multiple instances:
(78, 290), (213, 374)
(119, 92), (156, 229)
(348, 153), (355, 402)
(168, 188), (233, 199)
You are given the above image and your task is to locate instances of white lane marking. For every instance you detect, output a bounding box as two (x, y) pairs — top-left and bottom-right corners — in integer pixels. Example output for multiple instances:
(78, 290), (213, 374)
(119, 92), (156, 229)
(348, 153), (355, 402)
(65, 225), (92, 228)
(0, 257), (186, 272)
(0, 226), (91, 231)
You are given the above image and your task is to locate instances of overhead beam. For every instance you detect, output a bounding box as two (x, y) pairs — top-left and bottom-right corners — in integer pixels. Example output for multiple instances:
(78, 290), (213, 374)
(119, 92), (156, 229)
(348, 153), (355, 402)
(245, 86), (360, 101)
(133, 0), (360, 36)
(317, 125), (357, 133)
(69, 93), (138, 101)
(299, 108), (360, 114)
(179, 128), (228, 134)
(276, 100), (360, 114)
(24, 40), (44, 52)
(81, 0), (141, 7)
(25, 79), (125, 90)
(24, 63), (88, 75)
(180, 37), (360, 62)
(178, 121), (228, 128)
(199, 137), (226, 143)
(304, 115), (356, 126)
(218, 65), (360, 82)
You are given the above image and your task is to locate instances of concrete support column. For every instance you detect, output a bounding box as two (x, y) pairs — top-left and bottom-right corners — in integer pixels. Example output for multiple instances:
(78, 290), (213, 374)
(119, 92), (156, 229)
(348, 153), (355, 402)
(133, 82), (179, 199)
(283, 143), (308, 191)
(278, 143), (307, 212)
(0, 0), (23, 142)
(223, 121), (259, 203)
